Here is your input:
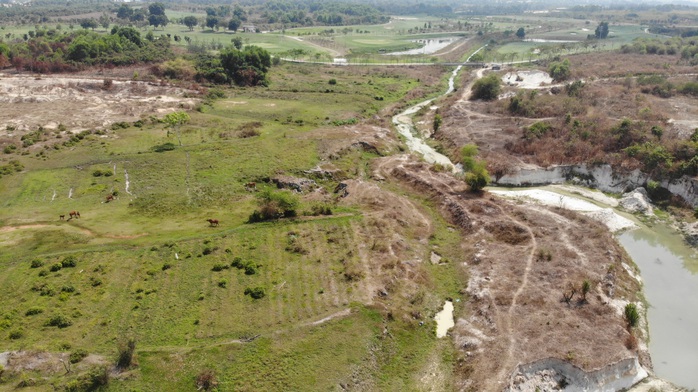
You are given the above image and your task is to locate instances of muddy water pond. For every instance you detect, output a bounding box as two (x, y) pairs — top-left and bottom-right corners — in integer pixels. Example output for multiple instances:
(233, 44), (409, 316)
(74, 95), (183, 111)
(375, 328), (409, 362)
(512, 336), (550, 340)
(386, 36), (461, 55)
(618, 225), (698, 390)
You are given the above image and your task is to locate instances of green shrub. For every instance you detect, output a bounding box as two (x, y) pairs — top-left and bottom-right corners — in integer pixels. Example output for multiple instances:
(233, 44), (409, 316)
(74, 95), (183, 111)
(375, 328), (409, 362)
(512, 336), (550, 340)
(471, 73), (501, 101)
(244, 264), (258, 275)
(46, 314), (72, 328)
(50, 263), (62, 272)
(30, 259), (44, 268)
(328, 78), (337, 85)
(61, 285), (76, 293)
(218, 279), (228, 288)
(244, 286), (266, 299)
(624, 303), (640, 328)
(8, 329), (24, 339)
(152, 142), (177, 152)
(162, 263), (172, 271)
(69, 349), (89, 364)
(25, 307), (44, 316)
(211, 263), (228, 272)
(116, 338), (136, 369)
(61, 256), (77, 268)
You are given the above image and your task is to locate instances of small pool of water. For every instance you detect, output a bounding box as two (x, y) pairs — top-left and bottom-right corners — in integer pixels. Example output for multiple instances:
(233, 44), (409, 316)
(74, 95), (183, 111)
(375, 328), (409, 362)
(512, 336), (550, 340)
(619, 224), (698, 390)
(435, 300), (454, 338)
(386, 37), (461, 55)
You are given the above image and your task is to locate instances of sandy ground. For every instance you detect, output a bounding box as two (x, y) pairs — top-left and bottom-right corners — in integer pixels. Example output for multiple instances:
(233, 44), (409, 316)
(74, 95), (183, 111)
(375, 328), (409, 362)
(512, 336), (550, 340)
(0, 73), (200, 134)
(489, 188), (636, 232)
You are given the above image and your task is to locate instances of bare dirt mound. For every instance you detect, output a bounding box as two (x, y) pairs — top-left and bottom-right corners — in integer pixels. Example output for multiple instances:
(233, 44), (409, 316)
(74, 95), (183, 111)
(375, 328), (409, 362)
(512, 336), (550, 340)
(374, 154), (647, 391)
(0, 73), (200, 134)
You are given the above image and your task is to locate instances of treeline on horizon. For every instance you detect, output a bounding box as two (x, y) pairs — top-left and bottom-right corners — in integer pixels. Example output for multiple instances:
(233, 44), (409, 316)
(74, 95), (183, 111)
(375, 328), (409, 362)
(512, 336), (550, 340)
(3, 0), (698, 26)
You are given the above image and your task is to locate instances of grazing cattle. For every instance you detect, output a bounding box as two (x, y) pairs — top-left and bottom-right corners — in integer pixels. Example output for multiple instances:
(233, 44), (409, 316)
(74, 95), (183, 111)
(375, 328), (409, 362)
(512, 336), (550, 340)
(207, 219), (219, 227)
(59, 214), (65, 220)
(106, 194), (115, 203)
(245, 182), (256, 191)
(69, 211), (80, 219)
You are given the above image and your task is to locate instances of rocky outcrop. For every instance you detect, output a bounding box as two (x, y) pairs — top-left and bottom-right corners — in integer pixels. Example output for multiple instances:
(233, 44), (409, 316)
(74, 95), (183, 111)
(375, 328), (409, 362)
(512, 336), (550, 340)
(497, 164), (698, 208)
(619, 188), (654, 216)
(271, 175), (316, 192)
(680, 221), (698, 247)
(508, 357), (648, 392)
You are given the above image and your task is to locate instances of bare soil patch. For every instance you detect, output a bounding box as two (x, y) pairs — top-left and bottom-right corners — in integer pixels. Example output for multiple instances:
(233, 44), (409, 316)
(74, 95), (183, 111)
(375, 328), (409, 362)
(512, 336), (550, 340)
(373, 154), (646, 390)
(0, 72), (200, 135)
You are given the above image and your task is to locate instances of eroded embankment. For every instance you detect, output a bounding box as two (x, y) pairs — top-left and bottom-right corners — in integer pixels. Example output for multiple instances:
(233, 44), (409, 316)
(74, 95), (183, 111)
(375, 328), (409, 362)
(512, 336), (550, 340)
(497, 163), (698, 208)
(508, 357), (647, 392)
(374, 155), (648, 391)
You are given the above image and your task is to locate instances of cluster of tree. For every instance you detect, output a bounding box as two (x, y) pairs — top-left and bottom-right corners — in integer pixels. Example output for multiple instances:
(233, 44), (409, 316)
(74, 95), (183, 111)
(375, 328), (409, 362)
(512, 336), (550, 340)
(259, 0), (387, 27)
(508, 115), (698, 180)
(194, 45), (272, 87)
(620, 37), (698, 64)
(2, 27), (172, 72)
(114, 2), (168, 30)
(634, 74), (698, 99)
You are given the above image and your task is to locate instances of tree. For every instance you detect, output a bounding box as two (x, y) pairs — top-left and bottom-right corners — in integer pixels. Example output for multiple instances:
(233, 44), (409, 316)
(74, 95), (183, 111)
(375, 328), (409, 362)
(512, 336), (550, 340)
(433, 113), (442, 133)
(80, 18), (99, 31)
(116, 338), (136, 370)
(464, 164), (490, 192)
(116, 5), (133, 20)
(163, 111), (190, 146)
(183, 16), (198, 31)
(471, 73), (501, 101)
(581, 280), (591, 302)
(231, 36), (243, 50)
(461, 143), (479, 171)
(595, 21), (609, 39)
(548, 59), (571, 82)
(624, 303), (639, 328)
(228, 18), (241, 32)
(461, 144), (490, 192)
(148, 2), (166, 16)
(205, 16), (219, 30)
(516, 27), (525, 39)
(219, 45), (272, 87)
(99, 13), (111, 30)
(149, 14), (169, 30)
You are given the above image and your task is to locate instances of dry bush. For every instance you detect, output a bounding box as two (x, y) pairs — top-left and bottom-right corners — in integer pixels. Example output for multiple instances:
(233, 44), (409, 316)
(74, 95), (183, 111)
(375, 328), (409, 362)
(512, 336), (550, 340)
(625, 332), (638, 350)
(236, 122), (263, 138)
(484, 221), (530, 245)
(196, 369), (218, 391)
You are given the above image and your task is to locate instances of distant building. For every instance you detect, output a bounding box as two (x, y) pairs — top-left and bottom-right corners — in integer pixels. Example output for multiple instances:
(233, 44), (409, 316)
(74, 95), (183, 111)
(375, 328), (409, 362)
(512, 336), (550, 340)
(242, 25), (256, 33)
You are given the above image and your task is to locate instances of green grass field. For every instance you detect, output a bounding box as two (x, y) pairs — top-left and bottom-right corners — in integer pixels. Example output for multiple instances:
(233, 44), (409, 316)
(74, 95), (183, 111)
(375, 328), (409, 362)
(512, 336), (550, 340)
(0, 60), (463, 390)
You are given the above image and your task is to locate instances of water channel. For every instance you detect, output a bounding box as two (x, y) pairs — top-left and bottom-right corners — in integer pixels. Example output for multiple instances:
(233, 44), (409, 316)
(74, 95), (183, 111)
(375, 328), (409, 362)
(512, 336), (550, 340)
(394, 51), (698, 390)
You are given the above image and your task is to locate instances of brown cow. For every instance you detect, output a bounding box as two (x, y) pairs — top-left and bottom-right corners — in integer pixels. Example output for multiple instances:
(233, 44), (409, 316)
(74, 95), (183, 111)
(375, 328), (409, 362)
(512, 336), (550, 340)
(106, 194), (115, 203)
(69, 211), (80, 219)
(207, 219), (219, 227)
(59, 214), (65, 220)
(245, 182), (256, 191)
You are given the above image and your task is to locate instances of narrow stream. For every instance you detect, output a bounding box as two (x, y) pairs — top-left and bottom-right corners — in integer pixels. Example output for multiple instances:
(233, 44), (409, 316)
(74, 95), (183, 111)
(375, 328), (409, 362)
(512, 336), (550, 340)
(392, 45), (487, 173)
(394, 49), (698, 389)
